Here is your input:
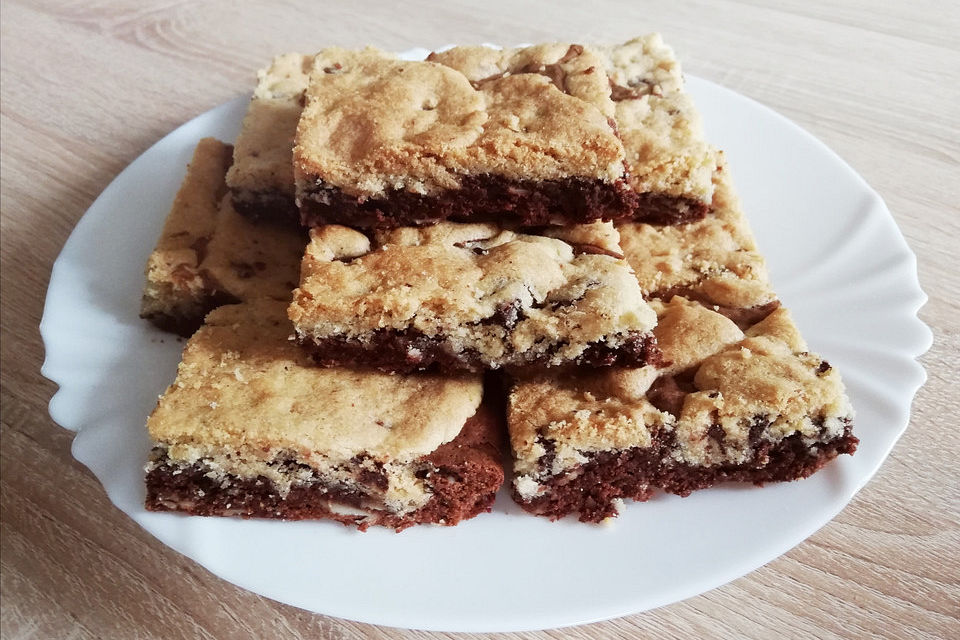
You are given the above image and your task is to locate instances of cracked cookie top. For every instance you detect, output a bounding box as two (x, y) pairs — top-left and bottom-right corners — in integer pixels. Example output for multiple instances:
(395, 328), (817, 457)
(657, 300), (853, 467)
(617, 165), (776, 310)
(288, 221), (657, 367)
(293, 45), (626, 199)
(510, 298), (853, 494)
(148, 300), (484, 464)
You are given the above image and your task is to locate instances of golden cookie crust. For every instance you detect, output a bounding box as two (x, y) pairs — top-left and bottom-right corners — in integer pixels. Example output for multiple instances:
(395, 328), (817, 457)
(293, 45), (626, 201)
(601, 34), (720, 207)
(288, 221), (659, 370)
(141, 138), (305, 335)
(148, 300), (484, 514)
(226, 53), (312, 199)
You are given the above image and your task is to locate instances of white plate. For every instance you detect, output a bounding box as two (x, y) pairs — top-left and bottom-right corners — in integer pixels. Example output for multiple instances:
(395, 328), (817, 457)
(41, 48), (931, 632)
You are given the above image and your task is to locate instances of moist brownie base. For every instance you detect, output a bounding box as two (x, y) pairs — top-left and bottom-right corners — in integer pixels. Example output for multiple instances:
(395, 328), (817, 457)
(634, 191), (710, 225)
(515, 422), (858, 523)
(140, 289), (240, 337)
(231, 189), (300, 226)
(299, 174), (704, 229)
(146, 394), (505, 532)
(140, 310), (208, 338)
(296, 330), (662, 374)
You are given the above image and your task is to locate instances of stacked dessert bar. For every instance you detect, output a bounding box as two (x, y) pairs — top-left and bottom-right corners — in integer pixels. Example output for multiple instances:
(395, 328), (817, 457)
(141, 34), (856, 529)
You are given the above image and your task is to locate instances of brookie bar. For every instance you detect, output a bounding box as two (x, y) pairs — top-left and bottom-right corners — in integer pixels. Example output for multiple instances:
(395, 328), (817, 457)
(602, 34), (721, 224)
(294, 44), (636, 229)
(619, 161), (777, 319)
(508, 170), (857, 522)
(226, 53), (312, 224)
(141, 138), (306, 336)
(145, 300), (504, 531)
(287, 221), (661, 372)
(232, 37), (719, 229)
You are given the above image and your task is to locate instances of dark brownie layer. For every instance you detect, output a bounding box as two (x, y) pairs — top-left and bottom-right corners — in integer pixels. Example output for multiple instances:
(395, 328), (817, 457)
(515, 421), (858, 523)
(634, 191), (710, 226)
(296, 330), (661, 374)
(140, 311), (206, 338)
(140, 289), (240, 338)
(298, 175), (657, 230)
(146, 394), (505, 532)
(231, 189), (300, 227)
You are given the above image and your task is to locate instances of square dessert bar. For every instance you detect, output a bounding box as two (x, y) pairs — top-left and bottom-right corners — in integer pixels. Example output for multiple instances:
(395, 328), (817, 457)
(619, 161), (780, 326)
(294, 44), (636, 229)
(508, 171), (857, 522)
(601, 34), (721, 224)
(141, 138), (306, 336)
(145, 300), (504, 531)
(287, 221), (661, 373)
(225, 53), (312, 224)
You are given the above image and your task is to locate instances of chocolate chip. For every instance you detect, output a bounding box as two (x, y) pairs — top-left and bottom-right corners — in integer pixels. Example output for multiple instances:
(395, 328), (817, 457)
(708, 424), (726, 443)
(189, 236), (211, 263)
(485, 300), (523, 330)
(454, 238), (491, 254)
(571, 243), (624, 259)
(748, 417), (771, 444)
(610, 82), (643, 102)
(648, 369), (697, 417)
(535, 432), (557, 474)
(230, 261), (256, 279)
(558, 44), (584, 63)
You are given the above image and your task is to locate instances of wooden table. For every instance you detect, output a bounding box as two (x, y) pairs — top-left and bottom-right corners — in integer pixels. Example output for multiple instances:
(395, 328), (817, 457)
(2, 2), (958, 638)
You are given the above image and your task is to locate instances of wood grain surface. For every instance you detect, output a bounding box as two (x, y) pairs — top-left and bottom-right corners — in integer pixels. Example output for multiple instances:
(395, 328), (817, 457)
(2, 1), (958, 638)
